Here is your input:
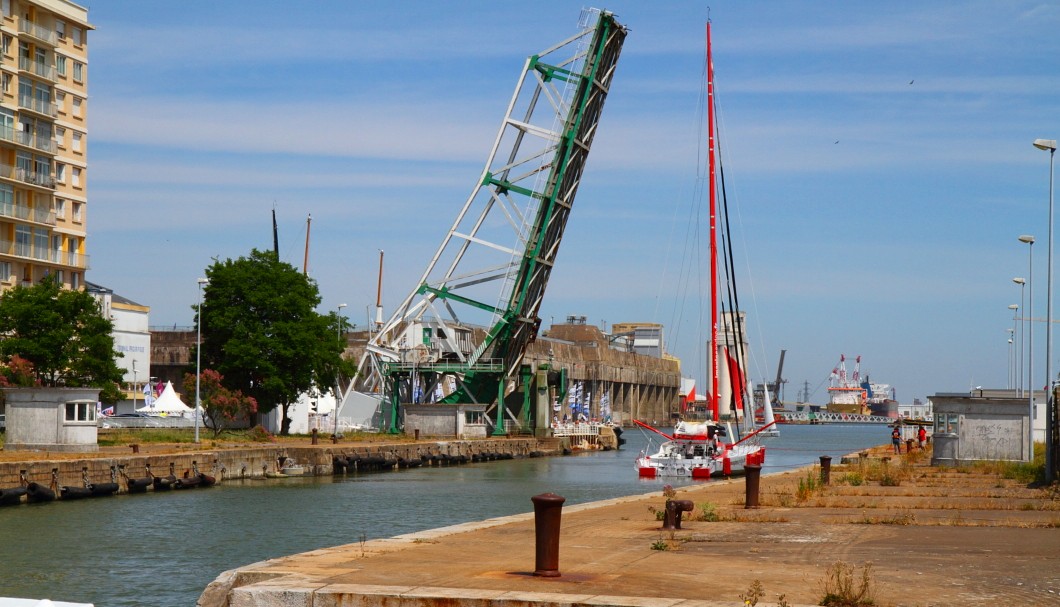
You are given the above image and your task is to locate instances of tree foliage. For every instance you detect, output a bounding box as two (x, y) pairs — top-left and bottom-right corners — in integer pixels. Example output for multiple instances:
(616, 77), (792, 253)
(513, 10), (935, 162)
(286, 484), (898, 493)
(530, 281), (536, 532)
(0, 278), (125, 402)
(182, 369), (257, 438)
(198, 249), (354, 434)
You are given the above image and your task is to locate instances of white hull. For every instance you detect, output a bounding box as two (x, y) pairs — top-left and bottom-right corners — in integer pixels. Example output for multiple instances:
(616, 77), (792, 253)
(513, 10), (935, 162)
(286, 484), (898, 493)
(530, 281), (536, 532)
(635, 438), (765, 479)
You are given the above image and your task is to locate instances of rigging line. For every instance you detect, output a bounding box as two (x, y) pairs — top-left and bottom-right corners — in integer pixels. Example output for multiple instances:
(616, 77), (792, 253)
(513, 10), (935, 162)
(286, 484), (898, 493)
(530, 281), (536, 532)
(714, 92), (767, 383)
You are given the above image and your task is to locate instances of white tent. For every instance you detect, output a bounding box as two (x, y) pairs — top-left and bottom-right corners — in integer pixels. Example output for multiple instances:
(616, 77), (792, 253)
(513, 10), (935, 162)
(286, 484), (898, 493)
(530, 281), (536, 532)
(137, 381), (193, 415)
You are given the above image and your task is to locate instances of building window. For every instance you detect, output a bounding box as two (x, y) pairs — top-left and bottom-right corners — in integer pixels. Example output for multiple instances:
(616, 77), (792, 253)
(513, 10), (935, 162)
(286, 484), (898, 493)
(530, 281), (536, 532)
(33, 227), (47, 257)
(72, 201), (82, 222)
(72, 27), (82, 46)
(72, 167), (81, 187)
(56, 20), (65, 40)
(15, 225), (29, 256)
(55, 162), (65, 183)
(0, 182), (11, 216)
(65, 401), (94, 422)
(56, 54), (66, 77)
(73, 62), (83, 82)
(55, 126), (64, 147)
(0, 0), (8, 18)
(55, 197), (65, 219)
(71, 271), (80, 289)
(1, 34), (9, 56)
(0, 261), (10, 281)
(72, 132), (81, 152)
(72, 97), (81, 117)
(1, 73), (8, 94)
(55, 91), (64, 112)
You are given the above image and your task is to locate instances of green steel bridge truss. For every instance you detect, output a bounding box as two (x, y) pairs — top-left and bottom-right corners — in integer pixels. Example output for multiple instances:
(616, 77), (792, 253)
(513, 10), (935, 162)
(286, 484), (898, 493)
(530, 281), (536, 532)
(359, 10), (626, 434)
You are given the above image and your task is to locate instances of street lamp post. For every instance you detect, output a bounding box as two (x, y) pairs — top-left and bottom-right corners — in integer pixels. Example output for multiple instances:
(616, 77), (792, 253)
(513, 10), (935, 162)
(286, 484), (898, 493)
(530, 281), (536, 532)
(1019, 234), (1036, 454)
(195, 277), (208, 444)
(1034, 138), (1056, 481)
(335, 303), (347, 437)
(1008, 305), (1018, 390)
(1014, 278), (1026, 397)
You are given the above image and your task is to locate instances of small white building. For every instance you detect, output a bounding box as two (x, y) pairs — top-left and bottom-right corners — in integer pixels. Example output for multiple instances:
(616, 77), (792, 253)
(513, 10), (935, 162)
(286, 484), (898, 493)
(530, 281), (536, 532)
(3, 387), (102, 452)
(930, 392), (1033, 465)
(87, 282), (150, 414)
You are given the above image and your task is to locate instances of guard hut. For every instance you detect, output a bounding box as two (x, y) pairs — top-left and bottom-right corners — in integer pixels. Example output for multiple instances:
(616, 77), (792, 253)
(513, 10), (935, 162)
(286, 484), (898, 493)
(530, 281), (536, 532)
(929, 391), (1032, 466)
(2, 387), (102, 452)
(404, 403), (488, 439)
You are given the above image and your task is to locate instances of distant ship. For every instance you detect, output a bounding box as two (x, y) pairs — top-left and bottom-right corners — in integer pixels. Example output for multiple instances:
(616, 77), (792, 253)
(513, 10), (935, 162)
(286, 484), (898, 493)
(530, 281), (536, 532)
(826, 355), (897, 417)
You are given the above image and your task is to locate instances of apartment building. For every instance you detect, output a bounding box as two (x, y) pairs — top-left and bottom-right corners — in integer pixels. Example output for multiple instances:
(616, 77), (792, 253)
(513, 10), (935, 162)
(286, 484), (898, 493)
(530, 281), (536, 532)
(0, 0), (91, 290)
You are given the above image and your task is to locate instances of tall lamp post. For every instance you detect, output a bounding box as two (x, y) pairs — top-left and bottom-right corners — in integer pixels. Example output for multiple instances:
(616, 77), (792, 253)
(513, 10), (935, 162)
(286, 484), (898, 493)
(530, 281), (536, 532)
(1034, 138), (1056, 481)
(334, 303), (347, 437)
(1009, 305), (1019, 390)
(1014, 278), (1026, 397)
(1019, 234), (1036, 454)
(195, 277), (208, 444)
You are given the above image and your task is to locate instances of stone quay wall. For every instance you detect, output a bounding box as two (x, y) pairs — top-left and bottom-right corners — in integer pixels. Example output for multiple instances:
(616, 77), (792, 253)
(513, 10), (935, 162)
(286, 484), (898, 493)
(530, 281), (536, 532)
(0, 438), (556, 490)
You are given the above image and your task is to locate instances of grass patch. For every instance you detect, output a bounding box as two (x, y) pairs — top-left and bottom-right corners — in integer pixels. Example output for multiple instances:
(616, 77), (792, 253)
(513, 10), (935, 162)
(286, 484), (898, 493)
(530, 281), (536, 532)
(695, 502), (720, 522)
(797, 469), (821, 502)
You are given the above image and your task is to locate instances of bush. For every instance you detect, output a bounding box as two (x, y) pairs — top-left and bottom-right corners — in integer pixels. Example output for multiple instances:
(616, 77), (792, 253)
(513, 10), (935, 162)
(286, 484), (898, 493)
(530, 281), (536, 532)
(246, 425), (274, 442)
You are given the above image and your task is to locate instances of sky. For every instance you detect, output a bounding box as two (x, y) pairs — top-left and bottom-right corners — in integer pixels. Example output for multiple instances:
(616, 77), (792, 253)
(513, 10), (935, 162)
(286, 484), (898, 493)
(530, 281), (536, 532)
(83, 1), (1060, 405)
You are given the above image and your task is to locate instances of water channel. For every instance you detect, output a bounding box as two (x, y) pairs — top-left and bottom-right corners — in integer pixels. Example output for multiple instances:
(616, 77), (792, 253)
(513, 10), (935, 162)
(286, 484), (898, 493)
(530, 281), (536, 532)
(0, 424), (887, 607)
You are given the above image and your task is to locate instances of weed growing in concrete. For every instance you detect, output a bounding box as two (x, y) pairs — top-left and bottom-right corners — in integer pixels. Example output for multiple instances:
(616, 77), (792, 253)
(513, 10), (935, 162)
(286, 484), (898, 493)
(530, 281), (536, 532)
(797, 470), (820, 502)
(776, 593), (790, 607)
(695, 502), (720, 522)
(358, 533), (368, 557)
(648, 484), (678, 521)
(819, 561), (877, 607)
(739, 579), (764, 606)
(650, 538), (669, 551)
(840, 472), (864, 486)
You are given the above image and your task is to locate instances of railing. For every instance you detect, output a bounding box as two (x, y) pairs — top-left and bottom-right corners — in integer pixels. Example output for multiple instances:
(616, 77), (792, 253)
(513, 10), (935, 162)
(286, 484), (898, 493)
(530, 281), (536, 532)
(0, 201), (55, 225)
(17, 94), (57, 118)
(18, 18), (57, 46)
(18, 56), (55, 81)
(0, 237), (88, 269)
(0, 124), (56, 153)
(776, 411), (894, 424)
(0, 162), (55, 188)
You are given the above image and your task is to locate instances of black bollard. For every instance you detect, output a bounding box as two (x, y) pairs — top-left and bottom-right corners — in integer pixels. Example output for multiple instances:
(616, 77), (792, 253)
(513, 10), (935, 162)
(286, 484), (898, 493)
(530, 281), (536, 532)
(819, 455), (832, 485)
(662, 499), (695, 530)
(311, 428), (319, 445)
(744, 464), (762, 509)
(531, 493), (565, 577)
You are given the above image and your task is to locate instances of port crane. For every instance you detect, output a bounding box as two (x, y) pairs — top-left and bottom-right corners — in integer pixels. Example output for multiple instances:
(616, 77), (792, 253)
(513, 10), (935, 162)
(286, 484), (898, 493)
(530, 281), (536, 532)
(356, 10), (627, 435)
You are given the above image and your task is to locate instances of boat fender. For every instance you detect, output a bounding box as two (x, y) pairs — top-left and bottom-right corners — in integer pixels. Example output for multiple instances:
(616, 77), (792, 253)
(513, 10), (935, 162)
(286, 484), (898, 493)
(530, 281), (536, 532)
(26, 482), (55, 503)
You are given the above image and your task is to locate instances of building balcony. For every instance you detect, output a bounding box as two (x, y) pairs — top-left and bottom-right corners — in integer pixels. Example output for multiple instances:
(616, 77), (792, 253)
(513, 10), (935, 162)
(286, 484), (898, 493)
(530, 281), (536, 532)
(0, 201), (56, 226)
(0, 162), (54, 189)
(17, 94), (58, 118)
(18, 56), (56, 82)
(0, 239), (88, 269)
(0, 125), (56, 154)
(18, 19), (57, 47)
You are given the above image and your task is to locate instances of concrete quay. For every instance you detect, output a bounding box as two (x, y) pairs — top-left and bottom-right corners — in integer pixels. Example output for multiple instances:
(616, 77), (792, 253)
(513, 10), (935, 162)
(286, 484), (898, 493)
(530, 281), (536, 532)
(199, 447), (1060, 607)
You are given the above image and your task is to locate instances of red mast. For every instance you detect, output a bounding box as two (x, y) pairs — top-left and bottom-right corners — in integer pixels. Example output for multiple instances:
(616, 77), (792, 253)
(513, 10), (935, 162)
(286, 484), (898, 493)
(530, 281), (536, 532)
(707, 21), (719, 421)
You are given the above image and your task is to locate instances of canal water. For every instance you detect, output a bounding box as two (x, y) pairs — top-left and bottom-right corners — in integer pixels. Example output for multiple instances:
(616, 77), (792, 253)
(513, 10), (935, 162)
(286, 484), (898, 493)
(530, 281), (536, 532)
(0, 424), (887, 607)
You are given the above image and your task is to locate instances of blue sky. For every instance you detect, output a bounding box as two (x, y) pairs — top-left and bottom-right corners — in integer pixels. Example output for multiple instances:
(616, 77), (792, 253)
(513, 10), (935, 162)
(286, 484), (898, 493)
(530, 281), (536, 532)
(84, 1), (1060, 405)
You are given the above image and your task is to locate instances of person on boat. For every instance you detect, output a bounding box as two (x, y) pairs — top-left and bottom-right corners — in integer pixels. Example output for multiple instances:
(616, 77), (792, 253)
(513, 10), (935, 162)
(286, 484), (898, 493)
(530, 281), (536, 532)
(917, 425), (927, 449)
(891, 426), (902, 454)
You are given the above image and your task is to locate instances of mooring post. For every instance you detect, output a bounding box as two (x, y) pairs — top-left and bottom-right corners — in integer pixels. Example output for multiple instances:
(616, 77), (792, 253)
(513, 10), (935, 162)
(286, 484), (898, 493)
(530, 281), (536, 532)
(662, 499), (695, 530)
(819, 455), (832, 485)
(531, 492), (565, 577)
(744, 464), (762, 509)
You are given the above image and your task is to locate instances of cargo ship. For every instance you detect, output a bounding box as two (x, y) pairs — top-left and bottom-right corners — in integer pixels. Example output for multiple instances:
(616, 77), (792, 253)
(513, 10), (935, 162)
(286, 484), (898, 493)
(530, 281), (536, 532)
(826, 355), (897, 417)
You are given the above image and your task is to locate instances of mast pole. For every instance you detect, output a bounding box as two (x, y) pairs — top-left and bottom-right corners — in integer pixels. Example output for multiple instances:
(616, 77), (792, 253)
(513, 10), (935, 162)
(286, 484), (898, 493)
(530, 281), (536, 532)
(303, 214), (312, 275)
(707, 21), (719, 422)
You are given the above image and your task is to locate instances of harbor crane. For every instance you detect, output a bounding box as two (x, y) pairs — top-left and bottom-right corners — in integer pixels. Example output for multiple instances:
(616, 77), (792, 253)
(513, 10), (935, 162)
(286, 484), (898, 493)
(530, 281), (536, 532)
(356, 10), (627, 436)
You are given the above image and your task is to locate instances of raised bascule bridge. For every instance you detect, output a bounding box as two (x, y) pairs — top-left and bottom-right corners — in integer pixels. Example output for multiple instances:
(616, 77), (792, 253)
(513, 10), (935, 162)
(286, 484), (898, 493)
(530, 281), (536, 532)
(349, 10), (672, 438)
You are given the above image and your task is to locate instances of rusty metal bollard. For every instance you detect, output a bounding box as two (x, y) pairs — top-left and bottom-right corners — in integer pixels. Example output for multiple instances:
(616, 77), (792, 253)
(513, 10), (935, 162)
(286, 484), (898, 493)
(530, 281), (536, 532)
(331, 433), (339, 444)
(130, 444), (139, 454)
(311, 428), (319, 445)
(414, 429), (420, 440)
(662, 499), (694, 530)
(744, 464), (762, 509)
(531, 492), (565, 577)
(905, 438), (914, 453)
(819, 455), (832, 485)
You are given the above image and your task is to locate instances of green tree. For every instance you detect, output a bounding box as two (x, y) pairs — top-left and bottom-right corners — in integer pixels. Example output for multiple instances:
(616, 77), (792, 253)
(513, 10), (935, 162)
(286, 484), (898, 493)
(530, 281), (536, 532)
(198, 249), (352, 434)
(183, 369), (257, 438)
(0, 278), (125, 402)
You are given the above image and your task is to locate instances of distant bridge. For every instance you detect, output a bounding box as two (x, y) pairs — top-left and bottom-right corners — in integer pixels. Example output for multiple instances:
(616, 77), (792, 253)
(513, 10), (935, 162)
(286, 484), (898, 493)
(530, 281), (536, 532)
(777, 411), (894, 424)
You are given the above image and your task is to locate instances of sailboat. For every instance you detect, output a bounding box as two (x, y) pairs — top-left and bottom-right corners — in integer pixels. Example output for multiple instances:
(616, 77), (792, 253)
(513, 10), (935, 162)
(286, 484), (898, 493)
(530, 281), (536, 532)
(634, 22), (773, 479)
